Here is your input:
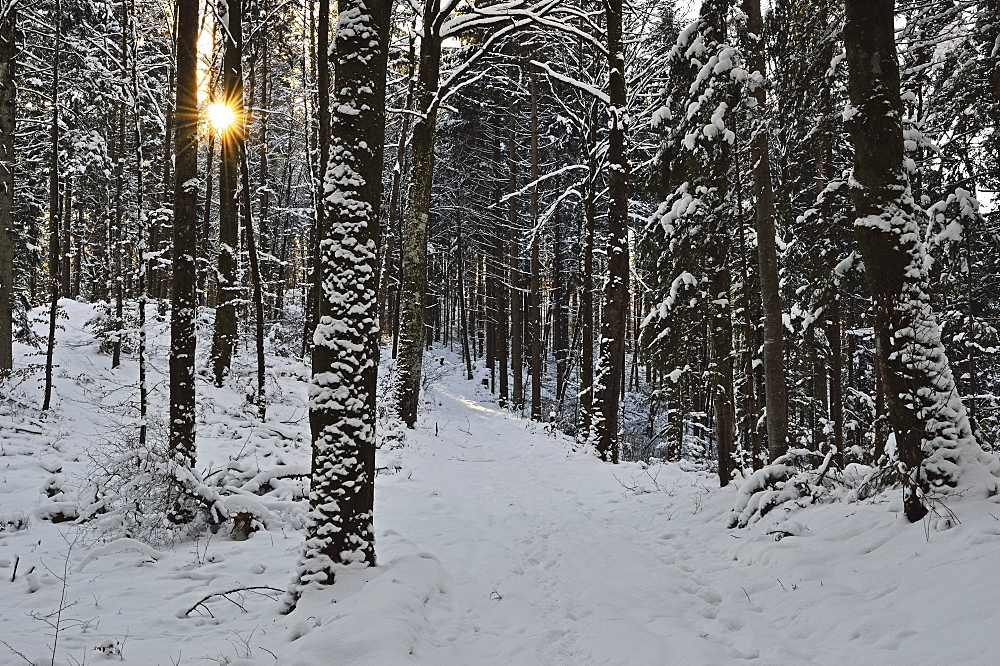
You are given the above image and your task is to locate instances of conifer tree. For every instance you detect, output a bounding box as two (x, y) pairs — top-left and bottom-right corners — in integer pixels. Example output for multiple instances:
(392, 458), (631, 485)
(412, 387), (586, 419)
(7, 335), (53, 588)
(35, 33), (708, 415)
(843, 0), (978, 521)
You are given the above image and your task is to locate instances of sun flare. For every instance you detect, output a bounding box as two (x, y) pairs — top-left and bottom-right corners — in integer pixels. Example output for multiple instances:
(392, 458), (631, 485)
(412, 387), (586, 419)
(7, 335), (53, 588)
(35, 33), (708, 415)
(206, 102), (237, 132)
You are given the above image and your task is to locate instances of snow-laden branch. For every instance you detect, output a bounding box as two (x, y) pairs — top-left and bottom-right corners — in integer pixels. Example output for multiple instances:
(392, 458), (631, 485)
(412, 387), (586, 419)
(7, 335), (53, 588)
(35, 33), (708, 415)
(496, 163), (589, 205)
(530, 60), (609, 104)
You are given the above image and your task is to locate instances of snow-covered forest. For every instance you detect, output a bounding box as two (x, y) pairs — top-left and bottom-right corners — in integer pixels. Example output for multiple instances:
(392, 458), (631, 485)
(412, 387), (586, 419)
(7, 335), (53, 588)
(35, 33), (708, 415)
(1, 0), (999, 662)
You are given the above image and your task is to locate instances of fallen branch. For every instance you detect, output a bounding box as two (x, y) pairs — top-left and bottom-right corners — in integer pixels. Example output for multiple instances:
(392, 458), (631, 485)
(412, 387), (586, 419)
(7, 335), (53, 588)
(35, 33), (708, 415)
(183, 586), (284, 618)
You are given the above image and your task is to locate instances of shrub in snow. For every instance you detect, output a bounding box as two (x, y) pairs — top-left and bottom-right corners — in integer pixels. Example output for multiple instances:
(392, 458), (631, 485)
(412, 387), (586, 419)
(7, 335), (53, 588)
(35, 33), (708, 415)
(729, 448), (838, 528)
(79, 428), (226, 546)
(85, 305), (138, 356)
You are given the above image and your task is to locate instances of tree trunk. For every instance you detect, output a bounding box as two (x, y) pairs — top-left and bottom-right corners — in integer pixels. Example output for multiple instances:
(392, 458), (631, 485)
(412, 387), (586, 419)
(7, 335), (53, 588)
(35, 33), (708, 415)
(457, 217), (474, 380)
(508, 99), (524, 412)
(494, 135), (508, 405)
(395, 0), (442, 428)
(529, 74), (542, 421)
(240, 143), (267, 419)
(42, 0), (61, 412)
(830, 297), (844, 468)
(0, 3), (15, 372)
(743, 0), (788, 462)
(592, 0), (629, 463)
(709, 263), (736, 486)
(577, 103), (597, 444)
(128, 0), (147, 447)
(735, 150), (763, 470)
(111, 91), (126, 369)
(169, 0), (200, 485)
(844, 0), (977, 522)
(210, 0), (244, 386)
(200, 133), (215, 304)
(291, 0), (392, 601)
(380, 29), (415, 340)
(553, 207), (568, 404)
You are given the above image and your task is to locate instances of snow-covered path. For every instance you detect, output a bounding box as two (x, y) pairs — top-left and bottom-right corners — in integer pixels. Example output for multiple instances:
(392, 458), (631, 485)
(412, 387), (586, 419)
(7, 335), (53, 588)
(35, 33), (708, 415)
(297, 371), (1000, 665)
(5, 313), (1000, 664)
(381, 385), (745, 663)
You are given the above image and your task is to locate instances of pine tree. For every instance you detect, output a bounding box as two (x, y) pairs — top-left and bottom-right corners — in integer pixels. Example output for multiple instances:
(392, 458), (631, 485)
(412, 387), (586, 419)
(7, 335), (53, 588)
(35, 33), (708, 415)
(843, 0), (979, 521)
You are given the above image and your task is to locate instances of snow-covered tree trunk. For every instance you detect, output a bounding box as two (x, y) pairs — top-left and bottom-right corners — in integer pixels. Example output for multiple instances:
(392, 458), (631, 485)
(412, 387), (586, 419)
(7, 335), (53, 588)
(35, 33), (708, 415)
(591, 0), (629, 463)
(0, 2), (14, 372)
(844, 0), (977, 521)
(577, 104), (597, 445)
(395, 0), (441, 428)
(169, 0), (200, 476)
(210, 0), (244, 387)
(742, 0), (788, 462)
(288, 0), (391, 603)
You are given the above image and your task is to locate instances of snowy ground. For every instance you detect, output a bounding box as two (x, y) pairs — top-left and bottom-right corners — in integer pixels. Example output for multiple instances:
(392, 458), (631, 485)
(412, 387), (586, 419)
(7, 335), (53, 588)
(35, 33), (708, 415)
(2, 301), (1000, 664)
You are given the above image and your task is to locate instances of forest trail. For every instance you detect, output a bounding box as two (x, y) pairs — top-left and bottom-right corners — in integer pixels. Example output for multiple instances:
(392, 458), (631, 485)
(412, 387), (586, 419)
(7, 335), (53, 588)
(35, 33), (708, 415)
(353, 363), (1000, 665)
(368, 372), (841, 663)
(389, 381), (750, 663)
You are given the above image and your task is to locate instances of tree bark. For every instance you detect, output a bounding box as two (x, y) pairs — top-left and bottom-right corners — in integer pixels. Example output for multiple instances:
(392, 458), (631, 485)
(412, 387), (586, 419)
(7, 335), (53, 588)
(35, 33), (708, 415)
(395, 0), (442, 428)
(169, 0), (200, 481)
(508, 98), (524, 412)
(210, 0), (244, 386)
(743, 0), (788, 462)
(709, 262), (736, 486)
(42, 0), (61, 412)
(577, 103), (597, 444)
(529, 74), (542, 421)
(291, 0), (392, 601)
(844, 0), (976, 522)
(0, 3), (15, 372)
(380, 29), (415, 340)
(592, 0), (629, 463)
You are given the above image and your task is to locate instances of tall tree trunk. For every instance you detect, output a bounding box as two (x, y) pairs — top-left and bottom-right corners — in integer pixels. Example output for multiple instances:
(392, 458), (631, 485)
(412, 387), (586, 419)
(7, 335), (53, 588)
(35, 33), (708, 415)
(592, 0), (629, 463)
(457, 217), (473, 380)
(553, 207), (568, 404)
(290, 0), (392, 603)
(302, 0), (326, 356)
(529, 74), (542, 421)
(42, 0), (61, 412)
(210, 0), (244, 386)
(169, 0), (200, 492)
(156, 5), (178, 304)
(743, 0), (788, 462)
(128, 0), (147, 446)
(830, 297), (843, 468)
(709, 262), (736, 486)
(380, 29), (415, 340)
(577, 103), (597, 443)
(240, 144), (267, 419)
(508, 99), (524, 412)
(493, 135), (506, 402)
(395, 0), (442, 428)
(61, 182), (72, 297)
(735, 148), (763, 470)
(200, 133), (215, 304)
(0, 2), (15, 372)
(111, 92), (126, 369)
(844, 0), (977, 522)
